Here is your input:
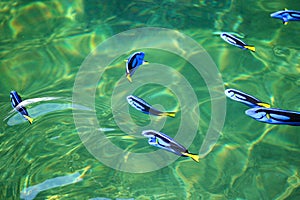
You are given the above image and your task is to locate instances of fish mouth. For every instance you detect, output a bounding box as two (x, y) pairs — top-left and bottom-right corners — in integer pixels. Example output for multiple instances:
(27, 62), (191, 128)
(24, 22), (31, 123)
(224, 89), (235, 98)
(126, 95), (133, 100)
(220, 33), (227, 40)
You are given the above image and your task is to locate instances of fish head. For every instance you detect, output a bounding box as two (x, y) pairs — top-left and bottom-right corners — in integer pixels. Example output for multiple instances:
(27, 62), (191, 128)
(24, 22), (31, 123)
(270, 11), (285, 19)
(142, 130), (160, 147)
(225, 88), (246, 101)
(224, 89), (236, 99)
(142, 130), (158, 138)
(245, 108), (265, 120)
(220, 33), (229, 41)
(126, 95), (134, 103)
(10, 90), (22, 108)
(10, 91), (17, 99)
(245, 108), (274, 124)
(137, 51), (145, 58)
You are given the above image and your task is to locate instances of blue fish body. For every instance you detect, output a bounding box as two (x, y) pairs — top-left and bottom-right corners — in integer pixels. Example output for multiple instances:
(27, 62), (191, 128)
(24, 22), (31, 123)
(145, 131), (184, 156)
(271, 9), (300, 24)
(127, 95), (152, 115)
(126, 95), (176, 117)
(125, 52), (146, 82)
(220, 32), (255, 52)
(142, 130), (200, 162)
(245, 107), (300, 126)
(225, 88), (270, 108)
(10, 91), (33, 124)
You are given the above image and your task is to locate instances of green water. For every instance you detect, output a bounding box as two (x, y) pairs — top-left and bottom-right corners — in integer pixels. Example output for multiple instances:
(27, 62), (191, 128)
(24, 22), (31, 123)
(1, 0), (300, 199)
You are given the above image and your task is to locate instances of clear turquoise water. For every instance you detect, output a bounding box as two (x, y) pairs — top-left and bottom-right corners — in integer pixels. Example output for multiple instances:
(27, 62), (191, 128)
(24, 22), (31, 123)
(1, 0), (300, 199)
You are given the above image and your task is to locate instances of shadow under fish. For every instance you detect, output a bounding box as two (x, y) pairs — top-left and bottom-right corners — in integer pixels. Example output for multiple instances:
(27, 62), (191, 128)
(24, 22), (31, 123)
(142, 130), (200, 162)
(6, 102), (92, 126)
(20, 166), (90, 200)
(127, 95), (176, 118)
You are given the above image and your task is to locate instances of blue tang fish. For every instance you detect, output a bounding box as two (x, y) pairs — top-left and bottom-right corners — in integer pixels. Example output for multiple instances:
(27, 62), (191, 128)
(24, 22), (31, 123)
(127, 95), (176, 118)
(271, 9), (300, 25)
(245, 107), (300, 126)
(142, 130), (200, 162)
(125, 52), (148, 82)
(220, 32), (255, 52)
(225, 88), (270, 108)
(10, 91), (33, 124)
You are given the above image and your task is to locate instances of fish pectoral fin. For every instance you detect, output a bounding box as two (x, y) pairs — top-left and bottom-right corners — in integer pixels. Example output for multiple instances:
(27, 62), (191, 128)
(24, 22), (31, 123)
(283, 21), (288, 25)
(143, 61), (149, 64)
(155, 138), (159, 145)
(181, 152), (200, 163)
(256, 102), (271, 108)
(126, 74), (132, 82)
(23, 115), (33, 124)
(244, 45), (255, 52)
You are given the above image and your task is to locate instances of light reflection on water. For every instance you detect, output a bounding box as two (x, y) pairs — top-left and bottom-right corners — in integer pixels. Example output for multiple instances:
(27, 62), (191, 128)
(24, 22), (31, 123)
(0, 0), (300, 199)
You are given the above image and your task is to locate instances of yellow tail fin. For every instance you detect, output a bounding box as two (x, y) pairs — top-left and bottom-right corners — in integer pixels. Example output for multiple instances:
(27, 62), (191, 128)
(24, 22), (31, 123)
(256, 102), (271, 108)
(126, 74), (132, 82)
(182, 152), (200, 162)
(160, 112), (176, 118)
(23, 115), (33, 124)
(244, 45), (255, 52)
(166, 112), (176, 118)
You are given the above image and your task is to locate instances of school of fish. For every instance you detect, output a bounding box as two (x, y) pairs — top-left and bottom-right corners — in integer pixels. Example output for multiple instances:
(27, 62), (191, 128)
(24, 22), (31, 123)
(6, 8), (300, 165)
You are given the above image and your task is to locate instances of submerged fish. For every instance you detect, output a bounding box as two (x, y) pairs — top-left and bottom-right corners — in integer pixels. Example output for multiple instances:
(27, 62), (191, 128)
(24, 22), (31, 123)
(125, 52), (148, 82)
(225, 88), (270, 108)
(245, 107), (300, 126)
(127, 95), (176, 118)
(220, 32), (255, 52)
(142, 130), (200, 162)
(270, 9), (300, 25)
(10, 91), (33, 124)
